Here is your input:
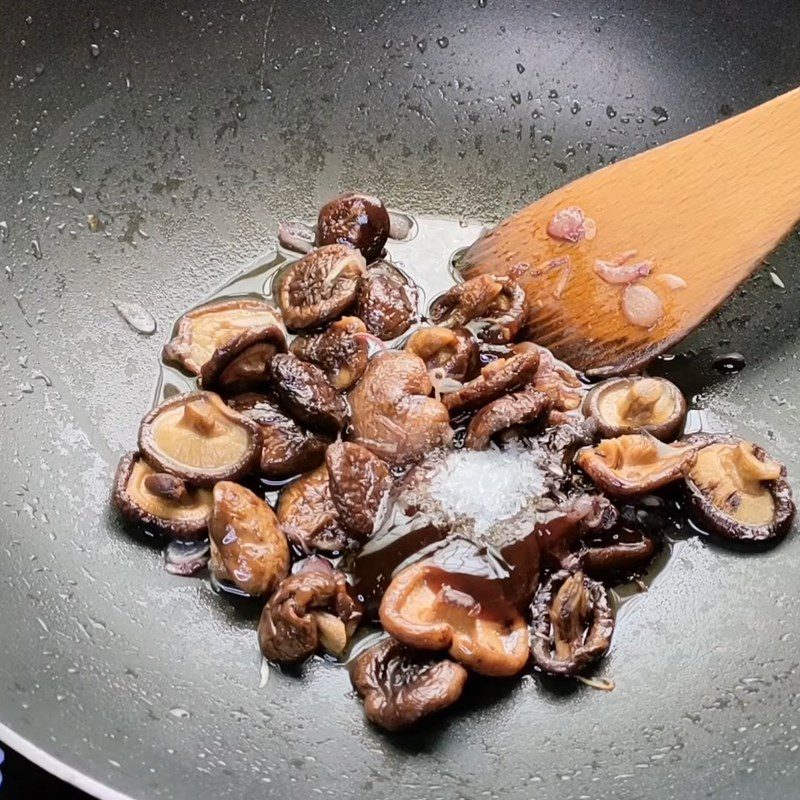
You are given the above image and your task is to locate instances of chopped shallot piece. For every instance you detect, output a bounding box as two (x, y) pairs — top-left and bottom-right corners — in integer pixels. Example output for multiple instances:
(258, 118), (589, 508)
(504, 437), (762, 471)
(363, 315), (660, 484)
(657, 273), (688, 290)
(621, 284), (664, 328)
(547, 206), (593, 243)
(583, 217), (597, 241)
(553, 263), (573, 298)
(593, 254), (654, 285)
(531, 255), (571, 278)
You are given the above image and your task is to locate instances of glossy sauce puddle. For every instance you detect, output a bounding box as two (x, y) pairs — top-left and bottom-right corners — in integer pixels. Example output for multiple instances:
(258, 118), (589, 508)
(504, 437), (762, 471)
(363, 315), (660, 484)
(150, 212), (728, 661)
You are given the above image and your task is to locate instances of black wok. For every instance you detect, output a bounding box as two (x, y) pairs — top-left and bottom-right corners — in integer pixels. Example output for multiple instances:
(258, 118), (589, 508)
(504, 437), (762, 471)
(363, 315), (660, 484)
(1, 2), (799, 798)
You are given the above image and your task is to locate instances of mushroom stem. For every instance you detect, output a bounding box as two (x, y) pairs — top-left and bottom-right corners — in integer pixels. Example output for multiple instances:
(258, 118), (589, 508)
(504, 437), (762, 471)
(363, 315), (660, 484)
(731, 442), (781, 484)
(180, 402), (220, 436)
(618, 378), (661, 423)
(143, 473), (190, 505)
(313, 611), (348, 656)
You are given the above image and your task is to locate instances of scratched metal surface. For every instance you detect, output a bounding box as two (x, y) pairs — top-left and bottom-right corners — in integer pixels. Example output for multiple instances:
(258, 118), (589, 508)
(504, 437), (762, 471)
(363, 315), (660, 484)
(0, 1), (798, 799)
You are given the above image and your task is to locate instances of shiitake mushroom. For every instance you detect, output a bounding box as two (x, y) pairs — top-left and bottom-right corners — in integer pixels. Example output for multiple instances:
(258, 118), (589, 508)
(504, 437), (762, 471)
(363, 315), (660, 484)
(200, 325), (285, 394)
(354, 262), (416, 341)
(379, 560), (530, 677)
(441, 350), (540, 415)
(228, 393), (329, 480)
(404, 326), (480, 383)
(290, 316), (369, 390)
(316, 192), (390, 262)
(277, 465), (351, 553)
(683, 434), (795, 543)
(258, 563), (363, 663)
(351, 637), (468, 731)
(208, 482), (290, 596)
(530, 570), (614, 676)
(464, 388), (551, 450)
(347, 351), (453, 466)
(271, 353), (347, 435)
(138, 392), (261, 487)
(325, 441), (392, 541)
(584, 377), (686, 440)
(112, 451), (213, 538)
(576, 434), (697, 498)
(276, 244), (366, 330)
(163, 299), (286, 376)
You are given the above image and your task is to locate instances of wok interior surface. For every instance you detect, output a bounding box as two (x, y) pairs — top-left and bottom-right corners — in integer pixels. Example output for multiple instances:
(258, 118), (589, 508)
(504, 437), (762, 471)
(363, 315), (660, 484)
(1, 1), (799, 798)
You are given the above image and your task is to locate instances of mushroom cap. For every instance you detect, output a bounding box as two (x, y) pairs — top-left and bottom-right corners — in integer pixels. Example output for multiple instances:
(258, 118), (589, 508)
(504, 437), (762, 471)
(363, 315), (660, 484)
(684, 434), (795, 543)
(464, 387), (551, 450)
(316, 192), (390, 262)
(271, 353), (347, 434)
(351, 637), (468, 731)
(441, 350), (540, 415)
(514, 342), (584, 412)
(200, 322), (286, 394)
(583, 376), (686, 440)
(228, 393), (329, 480)
(326, 441), (392, 541)
(480, 279), (529, 343)
(208, 481), (290, 596)
(354, 263), (416, 341)
(289, 316), (369, 391)
(379, 560), (530, 677)
(138, 391), (261, 487)
(277, 465), (350, 553)
(347, 351), (453, 466)
(276, 244), (367, 330)
(258, 565), (363, 663)
(576, 434), (697, 497)
(112, 451), (213, 538)
(404, 326), (480, 383)
(430, 274), (504, 328)
(163, 299), (285, 376)
(530, 570), (614, 676)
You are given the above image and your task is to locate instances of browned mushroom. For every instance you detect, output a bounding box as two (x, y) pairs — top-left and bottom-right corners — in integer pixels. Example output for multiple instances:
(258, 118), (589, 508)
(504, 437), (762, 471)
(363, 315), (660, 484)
(276, 244), (366, 330)
(316, 192), (390, 262)
(207, 482), (290, 596)
(441, 350), (540, 415)
(404, 327), (480, 383)
(430, 276), (528, 343)
(163, 299), (286, 376)
(348, 351), (453, 466)
(326, 441), (392, 541)
(258, 564), (363, 662)
(138, 392), (261, 486)
(530, 570), (614, 676)
(576, 434), (697, 498)
(584, 377), (686, 440)
(227, 393), (329, 480)
(112, 451), (213, 538)
(684, 435), (795, 543)
(277, 465), (350, 552)
(514, 342), (584, 413)
(464, 388), (551, 449)
(379, 561), (530, 677)
(290, 316), (369, 390)
(481, 279), (529, 343)
(577, 529), (659, 581)
(429, 275), (503, 328)
(200, 322), (286, 395)
(351, 637), (468, 731)
(353, 263), (416, 340)
(271, 353), (347, 434)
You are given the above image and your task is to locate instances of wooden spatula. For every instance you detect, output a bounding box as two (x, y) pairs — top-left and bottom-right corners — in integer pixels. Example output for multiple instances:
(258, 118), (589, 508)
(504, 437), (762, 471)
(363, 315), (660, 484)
(461, 87), (800, 375)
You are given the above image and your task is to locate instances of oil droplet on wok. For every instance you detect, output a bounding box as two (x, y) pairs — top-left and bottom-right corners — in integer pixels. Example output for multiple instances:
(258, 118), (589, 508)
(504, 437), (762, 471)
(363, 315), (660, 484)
(112, 301), (157, 335)
(712, 352), (746, 374)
